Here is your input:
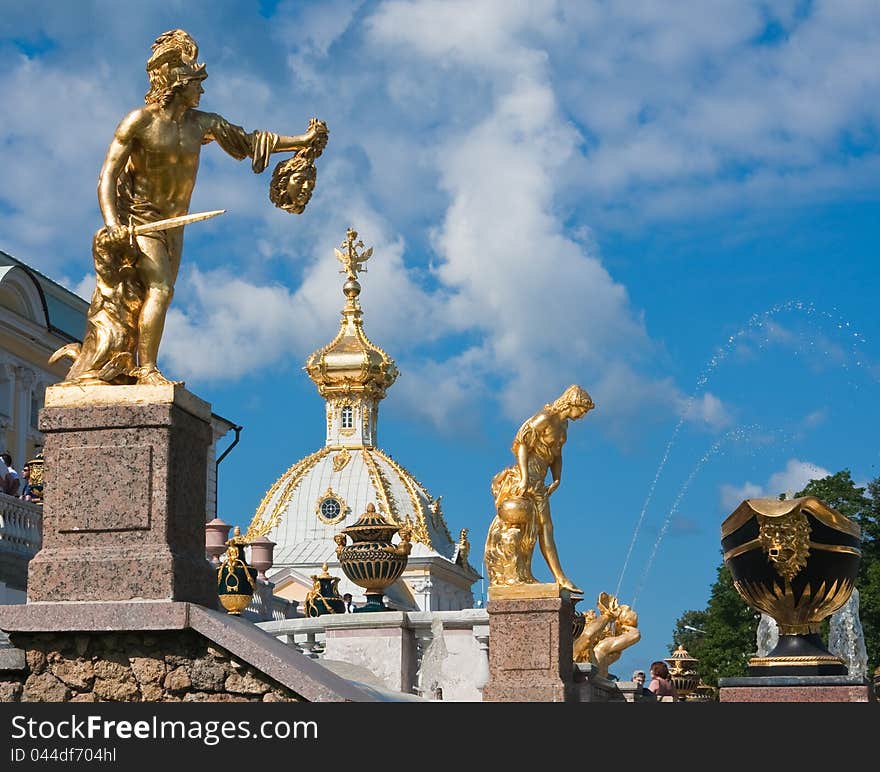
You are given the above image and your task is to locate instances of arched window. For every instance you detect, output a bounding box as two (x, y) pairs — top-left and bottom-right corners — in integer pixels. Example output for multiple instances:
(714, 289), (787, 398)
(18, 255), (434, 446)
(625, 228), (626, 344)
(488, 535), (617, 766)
(341, 405), (353, 429)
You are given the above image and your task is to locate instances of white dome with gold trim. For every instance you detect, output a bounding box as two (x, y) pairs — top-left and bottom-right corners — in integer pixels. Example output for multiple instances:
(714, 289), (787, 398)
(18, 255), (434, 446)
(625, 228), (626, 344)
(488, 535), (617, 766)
(247, 229), (479, 612)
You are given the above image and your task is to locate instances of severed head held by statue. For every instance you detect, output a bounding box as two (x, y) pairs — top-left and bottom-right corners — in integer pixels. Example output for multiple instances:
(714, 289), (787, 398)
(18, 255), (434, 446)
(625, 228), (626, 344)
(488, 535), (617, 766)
(50, 28), (329, 388)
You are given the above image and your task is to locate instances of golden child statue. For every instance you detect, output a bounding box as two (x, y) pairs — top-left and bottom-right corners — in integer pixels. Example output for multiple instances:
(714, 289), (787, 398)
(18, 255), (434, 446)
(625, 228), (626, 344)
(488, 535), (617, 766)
(573, 592), (641, 678)
(51, 29), (328, 387)
(483, 384), (594, 594)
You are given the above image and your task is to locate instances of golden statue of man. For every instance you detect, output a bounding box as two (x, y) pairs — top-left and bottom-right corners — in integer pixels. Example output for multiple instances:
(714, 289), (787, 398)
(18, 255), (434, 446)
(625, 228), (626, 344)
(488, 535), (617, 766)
(52, 29), (328, 386)
(484, 384), (594, 594)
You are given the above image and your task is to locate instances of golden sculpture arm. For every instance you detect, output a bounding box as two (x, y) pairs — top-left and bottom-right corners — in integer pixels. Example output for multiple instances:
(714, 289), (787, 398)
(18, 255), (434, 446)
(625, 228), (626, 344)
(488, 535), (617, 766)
(97, 120), (137, 230)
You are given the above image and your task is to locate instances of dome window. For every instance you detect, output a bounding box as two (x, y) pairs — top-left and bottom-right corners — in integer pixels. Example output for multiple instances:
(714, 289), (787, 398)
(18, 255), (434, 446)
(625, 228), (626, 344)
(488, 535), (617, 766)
(316, 487), (348, 525)
(341, 405), (354, 429)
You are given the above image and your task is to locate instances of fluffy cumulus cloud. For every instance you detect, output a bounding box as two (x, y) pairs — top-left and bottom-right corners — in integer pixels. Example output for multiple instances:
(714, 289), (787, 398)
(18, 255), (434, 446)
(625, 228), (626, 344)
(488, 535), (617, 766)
(719, 458), (832, 511)
(2, 0), (878, 436)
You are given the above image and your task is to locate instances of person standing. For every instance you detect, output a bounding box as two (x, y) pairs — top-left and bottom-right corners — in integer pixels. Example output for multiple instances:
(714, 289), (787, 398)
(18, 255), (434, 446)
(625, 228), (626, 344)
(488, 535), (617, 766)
(648, 661), (679, 701)
(1, 453), (19, 496)
(19, 462), (35, 501)
(343, 593), (356, 613)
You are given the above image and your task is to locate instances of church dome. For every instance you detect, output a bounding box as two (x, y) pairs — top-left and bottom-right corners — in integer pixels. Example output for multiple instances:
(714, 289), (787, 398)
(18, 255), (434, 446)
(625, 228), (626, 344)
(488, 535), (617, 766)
(253, 445), (459, 568)
(246, 228), (479, 612)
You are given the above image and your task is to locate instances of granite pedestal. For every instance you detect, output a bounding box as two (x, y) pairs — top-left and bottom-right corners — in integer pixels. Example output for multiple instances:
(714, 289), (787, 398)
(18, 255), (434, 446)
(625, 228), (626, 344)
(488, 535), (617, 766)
(718, 675), (874, 702)
(26, 384), (216, 607)
(482, 584), (578, 702)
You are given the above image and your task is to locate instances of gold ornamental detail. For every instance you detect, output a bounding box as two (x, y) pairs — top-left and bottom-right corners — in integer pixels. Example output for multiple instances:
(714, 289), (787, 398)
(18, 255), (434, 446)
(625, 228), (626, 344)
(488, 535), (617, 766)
(402, 514), (431, 546)
(315, 487), (348, 525)
(757, 510), (811, 582)
(362, 404), (371, 440)
(332, 449), (351, 472)
(361, 449), (398, 525)
(245, 446), (331, 542)
(748, 655), (844, 666)
(335, 227), (372, 279)
(375, 448), (453, 545)
(457, 528), (470, 563)
(732, 575), (855, 634)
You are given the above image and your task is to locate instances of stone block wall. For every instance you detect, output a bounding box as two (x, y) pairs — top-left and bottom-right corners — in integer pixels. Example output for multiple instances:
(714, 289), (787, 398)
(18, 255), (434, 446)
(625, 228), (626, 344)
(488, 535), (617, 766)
(0, 630), (302, 702)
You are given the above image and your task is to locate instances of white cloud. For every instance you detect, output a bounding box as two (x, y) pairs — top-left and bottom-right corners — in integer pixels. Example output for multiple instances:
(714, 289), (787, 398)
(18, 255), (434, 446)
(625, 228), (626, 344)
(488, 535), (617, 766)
(720, 481), (764, 513)
(719, 457), (832, 512)
(679, 392), (732, 431)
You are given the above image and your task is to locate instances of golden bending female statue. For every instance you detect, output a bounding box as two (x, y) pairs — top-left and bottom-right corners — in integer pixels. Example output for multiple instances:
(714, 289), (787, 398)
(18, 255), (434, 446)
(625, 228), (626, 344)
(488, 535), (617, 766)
(51, 29), (328, 387)
(484, 384), (594, 594)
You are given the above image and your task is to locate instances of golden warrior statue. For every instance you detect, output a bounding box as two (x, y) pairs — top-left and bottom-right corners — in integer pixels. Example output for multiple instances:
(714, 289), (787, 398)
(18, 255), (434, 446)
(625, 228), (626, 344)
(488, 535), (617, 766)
(51, 29), (328, 386)
(484, 384), (594, 594)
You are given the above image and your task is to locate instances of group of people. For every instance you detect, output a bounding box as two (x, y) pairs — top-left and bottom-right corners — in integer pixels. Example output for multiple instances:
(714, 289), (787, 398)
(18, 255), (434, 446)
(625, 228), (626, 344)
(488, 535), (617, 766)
(0, 453), (37, 501)
(632, 662), (679, 701)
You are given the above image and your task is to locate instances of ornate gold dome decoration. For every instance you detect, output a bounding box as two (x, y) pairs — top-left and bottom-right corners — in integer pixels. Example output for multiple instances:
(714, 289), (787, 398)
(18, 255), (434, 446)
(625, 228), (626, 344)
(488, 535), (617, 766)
(305, 228), (398, 401)
(332, 449), (351, 472)
(246, 446), (331, 541)
(315, 486), (348, 525)
(361, 448), (399, 525)
(376, 448), (454, 547)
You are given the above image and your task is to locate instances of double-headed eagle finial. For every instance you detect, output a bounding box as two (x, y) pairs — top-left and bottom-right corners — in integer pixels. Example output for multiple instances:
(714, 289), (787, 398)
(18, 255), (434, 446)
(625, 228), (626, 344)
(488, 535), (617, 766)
(335, 227), (372, 280)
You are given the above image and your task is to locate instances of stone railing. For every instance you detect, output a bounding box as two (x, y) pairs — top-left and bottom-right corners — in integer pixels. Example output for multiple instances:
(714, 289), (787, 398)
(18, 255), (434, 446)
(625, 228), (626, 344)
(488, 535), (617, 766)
(257, 608), (490, 701)
(243, 581), (298, 623)
(0, 494), (41, 592)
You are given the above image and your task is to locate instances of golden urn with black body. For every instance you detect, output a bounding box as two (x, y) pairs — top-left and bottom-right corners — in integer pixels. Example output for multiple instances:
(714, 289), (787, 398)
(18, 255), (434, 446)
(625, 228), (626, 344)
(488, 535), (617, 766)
(722, 496), (861, 676)
(217, 526), (257, 615)
(665, 644), (700, 699)
(334, 503), (411, 612)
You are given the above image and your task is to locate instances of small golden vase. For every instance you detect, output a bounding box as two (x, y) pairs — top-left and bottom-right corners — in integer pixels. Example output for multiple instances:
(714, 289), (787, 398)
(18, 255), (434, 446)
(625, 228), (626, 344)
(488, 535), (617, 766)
(334, 503), (411, 612)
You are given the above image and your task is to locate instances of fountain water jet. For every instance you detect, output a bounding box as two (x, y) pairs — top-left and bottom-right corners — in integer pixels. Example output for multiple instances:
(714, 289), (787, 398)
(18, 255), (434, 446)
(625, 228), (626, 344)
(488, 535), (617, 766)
(614, 300), (871, 599)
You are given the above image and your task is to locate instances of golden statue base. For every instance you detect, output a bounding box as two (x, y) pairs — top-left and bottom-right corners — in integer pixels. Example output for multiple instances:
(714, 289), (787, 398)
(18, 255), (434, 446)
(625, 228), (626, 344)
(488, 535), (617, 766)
(488, 582), (581, 601)
(45, 382), (211, 421)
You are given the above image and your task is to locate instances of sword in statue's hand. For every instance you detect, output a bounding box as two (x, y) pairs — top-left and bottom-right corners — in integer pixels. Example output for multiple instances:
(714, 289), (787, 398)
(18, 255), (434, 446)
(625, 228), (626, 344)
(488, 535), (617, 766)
(124, 209), (226, 245)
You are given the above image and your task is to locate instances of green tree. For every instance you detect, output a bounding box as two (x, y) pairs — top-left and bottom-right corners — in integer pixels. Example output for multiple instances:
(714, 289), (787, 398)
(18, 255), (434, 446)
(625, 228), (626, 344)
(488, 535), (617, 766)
(672, 560), (757, 688)
(794, 470), (880, 675)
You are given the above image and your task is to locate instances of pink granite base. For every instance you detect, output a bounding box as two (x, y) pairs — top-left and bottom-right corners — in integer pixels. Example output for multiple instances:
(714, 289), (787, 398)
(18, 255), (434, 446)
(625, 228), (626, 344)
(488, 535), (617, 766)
(720, 685), (873, 702)
(27, 390), (216, 607)
(482, 592), (577, 702)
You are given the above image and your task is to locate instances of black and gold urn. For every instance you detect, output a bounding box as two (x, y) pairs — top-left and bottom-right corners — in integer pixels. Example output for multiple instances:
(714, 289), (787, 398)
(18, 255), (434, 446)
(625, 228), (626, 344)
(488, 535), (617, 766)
(26, 450), (44, 503)
(572, 608), (586, 641)
(334, 503), (412, 612)
(217, 526), (257, 615)
(665, 644), (700, 699)
(722, 496), (861, 676)
(303, 563), (346, 616)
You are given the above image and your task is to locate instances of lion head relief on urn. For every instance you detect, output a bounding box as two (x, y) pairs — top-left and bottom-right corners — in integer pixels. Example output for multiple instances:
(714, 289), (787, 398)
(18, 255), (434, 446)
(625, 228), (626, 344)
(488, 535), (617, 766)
(721, 495), (861, 676)
(334, 502), (412, 612)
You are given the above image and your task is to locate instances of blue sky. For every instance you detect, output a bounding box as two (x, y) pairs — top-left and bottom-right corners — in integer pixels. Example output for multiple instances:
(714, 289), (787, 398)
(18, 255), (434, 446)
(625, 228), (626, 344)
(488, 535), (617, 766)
(2, 0), (880, 681)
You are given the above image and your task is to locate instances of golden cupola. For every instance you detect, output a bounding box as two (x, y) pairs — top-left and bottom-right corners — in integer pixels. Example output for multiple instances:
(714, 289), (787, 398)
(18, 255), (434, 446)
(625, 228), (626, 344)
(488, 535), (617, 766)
(305, 228), (398, 448)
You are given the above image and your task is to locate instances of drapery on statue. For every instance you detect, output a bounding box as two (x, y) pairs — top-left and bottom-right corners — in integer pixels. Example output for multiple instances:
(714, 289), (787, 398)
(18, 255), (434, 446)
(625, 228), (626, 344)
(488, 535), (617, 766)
(50, 29), (328, 387)
(573, 592), (641, 677)
(483, 384), (594, 594)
